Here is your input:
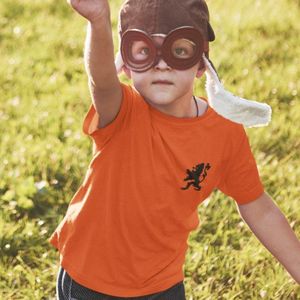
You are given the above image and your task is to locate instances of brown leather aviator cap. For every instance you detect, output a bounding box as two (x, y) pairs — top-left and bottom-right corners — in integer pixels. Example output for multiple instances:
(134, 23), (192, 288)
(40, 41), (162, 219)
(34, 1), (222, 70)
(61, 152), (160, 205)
(118, 0), (215, 42)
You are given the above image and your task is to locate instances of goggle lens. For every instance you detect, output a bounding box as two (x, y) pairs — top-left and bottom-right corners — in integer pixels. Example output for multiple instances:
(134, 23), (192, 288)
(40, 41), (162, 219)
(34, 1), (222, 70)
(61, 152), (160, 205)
(171, 38), (197, 59)
(131, 40), (151, 61)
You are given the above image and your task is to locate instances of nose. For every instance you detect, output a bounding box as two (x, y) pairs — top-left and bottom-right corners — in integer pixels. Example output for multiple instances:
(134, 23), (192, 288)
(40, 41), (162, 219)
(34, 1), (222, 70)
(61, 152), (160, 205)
(154, 57), (171, 70)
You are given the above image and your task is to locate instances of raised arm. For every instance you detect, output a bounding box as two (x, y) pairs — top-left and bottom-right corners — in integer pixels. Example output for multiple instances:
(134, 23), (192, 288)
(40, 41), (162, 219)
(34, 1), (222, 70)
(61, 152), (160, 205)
(68, 0), (122, 128)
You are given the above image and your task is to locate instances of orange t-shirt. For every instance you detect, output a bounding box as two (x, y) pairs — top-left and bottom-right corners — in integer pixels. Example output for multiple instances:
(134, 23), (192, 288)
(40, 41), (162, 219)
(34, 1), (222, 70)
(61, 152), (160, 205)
(49, 83), (264, 297)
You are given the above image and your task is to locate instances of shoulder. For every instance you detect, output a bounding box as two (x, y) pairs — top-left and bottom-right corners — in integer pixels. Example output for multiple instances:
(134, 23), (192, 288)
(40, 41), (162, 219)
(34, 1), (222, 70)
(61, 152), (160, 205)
(196, 96), (243, 133)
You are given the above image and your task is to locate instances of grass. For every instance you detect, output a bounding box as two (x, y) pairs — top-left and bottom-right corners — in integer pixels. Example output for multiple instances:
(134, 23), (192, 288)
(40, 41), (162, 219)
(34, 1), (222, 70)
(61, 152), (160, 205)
(0, 0), (299, 298)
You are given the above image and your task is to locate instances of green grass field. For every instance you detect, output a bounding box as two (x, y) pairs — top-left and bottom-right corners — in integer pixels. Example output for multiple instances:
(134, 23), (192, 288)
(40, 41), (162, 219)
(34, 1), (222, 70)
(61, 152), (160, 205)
(0, 0), (299, 299)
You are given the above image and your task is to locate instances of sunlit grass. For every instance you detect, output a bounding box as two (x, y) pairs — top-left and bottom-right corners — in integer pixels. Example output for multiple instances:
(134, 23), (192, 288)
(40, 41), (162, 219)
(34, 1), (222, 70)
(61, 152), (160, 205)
(0, 0), (299, 298)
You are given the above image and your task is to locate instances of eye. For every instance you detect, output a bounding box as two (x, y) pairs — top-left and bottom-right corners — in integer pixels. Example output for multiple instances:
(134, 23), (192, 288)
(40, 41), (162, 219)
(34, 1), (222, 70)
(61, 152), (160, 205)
(171, 38), (196, 59)
(174, 48), (187, 56)
(140, 47), (150, 55)
(131, 41), (151, 60)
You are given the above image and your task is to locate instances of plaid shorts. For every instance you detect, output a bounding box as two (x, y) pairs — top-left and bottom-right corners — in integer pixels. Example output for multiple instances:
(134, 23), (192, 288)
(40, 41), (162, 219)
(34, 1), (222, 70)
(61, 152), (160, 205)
(56, 266), (186, 300)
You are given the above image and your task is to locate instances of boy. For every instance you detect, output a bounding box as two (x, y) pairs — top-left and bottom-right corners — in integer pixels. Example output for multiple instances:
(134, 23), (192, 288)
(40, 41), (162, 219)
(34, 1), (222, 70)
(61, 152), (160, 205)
(49, 0), (300, 299)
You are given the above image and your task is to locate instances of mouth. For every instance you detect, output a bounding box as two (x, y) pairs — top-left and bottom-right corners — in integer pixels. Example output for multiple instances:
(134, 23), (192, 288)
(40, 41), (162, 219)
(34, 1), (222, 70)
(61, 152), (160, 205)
(152, 80), (173, 85)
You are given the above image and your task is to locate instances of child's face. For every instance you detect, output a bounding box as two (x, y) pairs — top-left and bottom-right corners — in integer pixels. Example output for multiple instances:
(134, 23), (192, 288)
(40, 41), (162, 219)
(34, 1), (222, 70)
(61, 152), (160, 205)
(122, 34), (205, 107)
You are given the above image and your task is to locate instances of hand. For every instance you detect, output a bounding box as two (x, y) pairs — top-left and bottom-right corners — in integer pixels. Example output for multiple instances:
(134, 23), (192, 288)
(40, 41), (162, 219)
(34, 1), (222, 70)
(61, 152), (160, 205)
(67, 0), (110, 23)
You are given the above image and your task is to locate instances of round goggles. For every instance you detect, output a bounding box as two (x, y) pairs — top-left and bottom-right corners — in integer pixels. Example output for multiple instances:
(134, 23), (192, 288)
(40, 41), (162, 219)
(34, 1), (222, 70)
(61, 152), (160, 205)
(120, 26), (208, 72)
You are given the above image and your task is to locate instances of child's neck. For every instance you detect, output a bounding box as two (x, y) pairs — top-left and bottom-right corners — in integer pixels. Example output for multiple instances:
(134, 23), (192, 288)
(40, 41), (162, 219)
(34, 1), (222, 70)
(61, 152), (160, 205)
(147, 96), (208, 119)
(195, 97), (209, 118)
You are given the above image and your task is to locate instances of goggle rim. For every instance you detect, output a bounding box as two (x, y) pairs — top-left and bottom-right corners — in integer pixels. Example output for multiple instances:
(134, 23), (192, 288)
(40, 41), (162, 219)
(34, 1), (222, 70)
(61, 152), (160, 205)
(120, 26), (207, 72)
(122, 31), (157, 72)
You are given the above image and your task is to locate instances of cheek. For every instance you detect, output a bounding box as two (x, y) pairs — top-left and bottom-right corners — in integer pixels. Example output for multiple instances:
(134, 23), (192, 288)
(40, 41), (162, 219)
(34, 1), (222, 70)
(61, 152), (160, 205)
(131, 74), (142, 87)
(177, 70), (197, 85)
(131, 74), (148, 95)
(131, 72), (150, 88)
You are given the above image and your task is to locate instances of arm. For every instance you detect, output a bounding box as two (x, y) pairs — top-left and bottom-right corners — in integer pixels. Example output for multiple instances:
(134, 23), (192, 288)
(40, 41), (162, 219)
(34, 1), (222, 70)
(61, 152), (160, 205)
(238, 192), (300, 284)
(84, 13), (120, 90)
(68, 0), (122, 128)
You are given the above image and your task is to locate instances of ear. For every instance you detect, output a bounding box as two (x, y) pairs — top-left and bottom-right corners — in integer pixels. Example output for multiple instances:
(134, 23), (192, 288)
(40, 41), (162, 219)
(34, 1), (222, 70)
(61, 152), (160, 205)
(195, 60), (206, 78)
(196, 66), (205, 78)
(122, 65), (132, 79)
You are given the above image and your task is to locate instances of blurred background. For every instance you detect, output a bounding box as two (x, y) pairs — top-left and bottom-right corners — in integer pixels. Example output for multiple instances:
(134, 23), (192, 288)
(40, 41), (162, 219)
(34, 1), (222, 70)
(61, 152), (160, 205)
(0, 0), (299, 298)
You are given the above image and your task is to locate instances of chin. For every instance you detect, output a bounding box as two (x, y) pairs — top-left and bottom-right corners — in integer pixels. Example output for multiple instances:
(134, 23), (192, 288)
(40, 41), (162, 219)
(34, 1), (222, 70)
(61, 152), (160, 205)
(145, 92), (176, 106)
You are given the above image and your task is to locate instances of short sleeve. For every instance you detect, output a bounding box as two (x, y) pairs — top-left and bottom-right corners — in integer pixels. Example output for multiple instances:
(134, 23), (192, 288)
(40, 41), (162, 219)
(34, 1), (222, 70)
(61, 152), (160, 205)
(217, 125), (264, 205)
(82, 83), (133, 146)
